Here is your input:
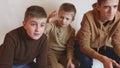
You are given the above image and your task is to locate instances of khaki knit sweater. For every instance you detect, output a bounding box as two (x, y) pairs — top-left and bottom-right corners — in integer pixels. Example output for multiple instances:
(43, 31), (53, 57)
(45, 20), (75, 59)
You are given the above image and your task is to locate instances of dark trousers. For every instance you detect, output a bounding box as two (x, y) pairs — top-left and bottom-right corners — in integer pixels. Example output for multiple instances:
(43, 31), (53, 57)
(74, 43), (120, 68)
(12, 62), (35, 68)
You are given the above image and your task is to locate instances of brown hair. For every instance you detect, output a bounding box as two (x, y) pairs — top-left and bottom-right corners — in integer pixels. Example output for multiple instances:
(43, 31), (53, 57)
(97, 0), (107, 5)
(58, 3), (76, 20)
(24, 5), (47, 22)
(97, 0), (119, 5)
(118, 0), (120, 11)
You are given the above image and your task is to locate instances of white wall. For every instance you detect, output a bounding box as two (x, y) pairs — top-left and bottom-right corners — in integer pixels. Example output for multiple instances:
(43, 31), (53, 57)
(0, 0), (105, 68)
(0, 0), (96, 44)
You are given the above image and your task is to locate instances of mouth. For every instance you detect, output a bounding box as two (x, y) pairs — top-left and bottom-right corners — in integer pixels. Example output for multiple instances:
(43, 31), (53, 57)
(107, 14), (114, 17)
(34, 33), (40, 36)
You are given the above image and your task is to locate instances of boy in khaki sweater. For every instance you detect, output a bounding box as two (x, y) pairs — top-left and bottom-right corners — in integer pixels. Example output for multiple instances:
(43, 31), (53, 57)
(45, 3), (76, 68)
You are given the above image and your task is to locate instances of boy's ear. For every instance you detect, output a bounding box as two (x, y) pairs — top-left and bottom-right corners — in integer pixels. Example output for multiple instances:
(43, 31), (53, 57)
(23, 21), (27, 29)
(23, 21), (26, 26)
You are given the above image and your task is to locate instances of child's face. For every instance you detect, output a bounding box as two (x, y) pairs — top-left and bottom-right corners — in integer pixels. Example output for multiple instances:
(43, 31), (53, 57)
(58, 10), (74, 27)
(23, 17), (47, 40)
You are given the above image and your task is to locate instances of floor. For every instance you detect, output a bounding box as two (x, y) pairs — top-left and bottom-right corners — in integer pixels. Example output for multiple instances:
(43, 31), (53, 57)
(92, 59), (103, 68)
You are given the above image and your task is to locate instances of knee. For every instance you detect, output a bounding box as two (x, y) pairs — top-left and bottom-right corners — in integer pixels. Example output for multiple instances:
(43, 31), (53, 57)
(81, 57), (93, 65)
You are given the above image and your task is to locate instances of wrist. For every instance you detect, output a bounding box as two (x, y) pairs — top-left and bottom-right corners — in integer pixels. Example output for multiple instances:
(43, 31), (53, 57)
(97, 55), (106, 63)
(99, 55), (109, 63)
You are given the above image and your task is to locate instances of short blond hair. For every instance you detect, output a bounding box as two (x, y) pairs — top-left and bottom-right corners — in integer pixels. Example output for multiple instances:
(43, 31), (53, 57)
(58, 3), (76, 20)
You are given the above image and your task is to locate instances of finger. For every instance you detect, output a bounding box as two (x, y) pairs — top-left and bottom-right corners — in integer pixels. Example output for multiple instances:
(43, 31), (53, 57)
(51, 11), (57, 16)
(112, 60), (120, 67)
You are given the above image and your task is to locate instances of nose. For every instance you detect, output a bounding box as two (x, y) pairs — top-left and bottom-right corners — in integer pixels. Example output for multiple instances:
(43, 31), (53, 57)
(61, 18), (66, 23)
(108, 7), (113, 14)
(35, 25), (40, 32)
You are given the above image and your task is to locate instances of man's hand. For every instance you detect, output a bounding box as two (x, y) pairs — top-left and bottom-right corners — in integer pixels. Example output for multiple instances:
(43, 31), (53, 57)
(102, 56), (120, 68)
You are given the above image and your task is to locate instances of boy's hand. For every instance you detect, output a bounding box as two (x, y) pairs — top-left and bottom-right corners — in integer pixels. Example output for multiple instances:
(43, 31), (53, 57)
(48, 11), (57, 18)
(67, 59), (75, 68)
(47, 11), (57, 23)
